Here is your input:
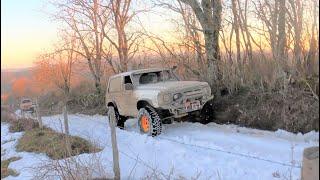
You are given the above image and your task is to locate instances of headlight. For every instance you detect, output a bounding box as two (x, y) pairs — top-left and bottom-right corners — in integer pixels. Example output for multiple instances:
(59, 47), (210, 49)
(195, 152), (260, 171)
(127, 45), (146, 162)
(204, 86), (211, 95)
(173, 93), (182, 101)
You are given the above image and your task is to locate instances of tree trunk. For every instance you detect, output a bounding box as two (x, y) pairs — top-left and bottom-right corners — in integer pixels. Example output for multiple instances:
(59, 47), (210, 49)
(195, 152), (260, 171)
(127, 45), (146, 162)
(232, 0), (241, 64)
(293, 0), (303, 68)
(180, 0), (222, 93)
(108, 106), (121, 180)
(35, 98), (43, 129)
(277, 0), (286, 63)
(271, 0), (279, 60)
(94, 76), (102, 95)
(204, 31), (220, 89)
(306, 0), (317, 76)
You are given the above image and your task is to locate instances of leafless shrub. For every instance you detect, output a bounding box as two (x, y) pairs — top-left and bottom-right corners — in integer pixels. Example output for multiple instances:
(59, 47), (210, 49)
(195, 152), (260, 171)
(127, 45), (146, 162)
(1, 107), (39, 132)
(1, 107), (17, 123)
(31, 131), (108, 180)
(140, 166), (213, 180)
(34, 152), (111, 180)
(9, 118), (39, 132)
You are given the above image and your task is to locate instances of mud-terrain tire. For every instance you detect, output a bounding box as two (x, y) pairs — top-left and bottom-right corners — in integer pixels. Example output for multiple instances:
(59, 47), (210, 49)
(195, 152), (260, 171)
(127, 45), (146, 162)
(199, 100), (214, 124)
(107, 106), (126, 129)
(138, 106), (162, 136)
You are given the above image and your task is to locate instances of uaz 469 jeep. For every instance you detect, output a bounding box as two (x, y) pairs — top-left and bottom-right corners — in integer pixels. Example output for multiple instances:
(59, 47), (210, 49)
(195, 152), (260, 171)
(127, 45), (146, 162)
(20, 98), (35, 113)
(106, 68), (214, 136)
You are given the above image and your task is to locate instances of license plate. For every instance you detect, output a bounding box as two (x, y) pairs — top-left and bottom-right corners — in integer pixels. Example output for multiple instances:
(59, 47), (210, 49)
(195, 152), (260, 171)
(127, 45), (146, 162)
(185, 100), (201, 112)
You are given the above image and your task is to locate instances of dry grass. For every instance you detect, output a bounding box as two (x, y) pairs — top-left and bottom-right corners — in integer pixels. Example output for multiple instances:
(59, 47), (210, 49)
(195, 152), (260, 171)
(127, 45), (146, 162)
(34, 152), (111, 180)
(1, 107), (106, 179)
(1, 156), (21, 178)
(1, 107), (40, 132)
(210, 54), (319, 133)
(16, 127), (101, 160)
(9, 118), (40, 132)
(1, 107), (16, 123)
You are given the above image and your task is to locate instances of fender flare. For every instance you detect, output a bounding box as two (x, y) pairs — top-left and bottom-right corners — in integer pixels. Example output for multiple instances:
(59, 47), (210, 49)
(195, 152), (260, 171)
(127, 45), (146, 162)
(137, 99), (156, 110)
(106, 101), (118, 110)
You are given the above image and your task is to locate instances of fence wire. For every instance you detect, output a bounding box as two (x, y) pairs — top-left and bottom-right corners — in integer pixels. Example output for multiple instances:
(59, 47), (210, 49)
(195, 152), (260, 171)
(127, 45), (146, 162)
(13, 110), (302, 172)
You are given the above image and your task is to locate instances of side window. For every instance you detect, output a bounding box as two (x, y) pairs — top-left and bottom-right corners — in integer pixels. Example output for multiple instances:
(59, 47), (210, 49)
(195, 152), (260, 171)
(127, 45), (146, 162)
(109, 77), (122, 92)
(124, 76), (132, 84)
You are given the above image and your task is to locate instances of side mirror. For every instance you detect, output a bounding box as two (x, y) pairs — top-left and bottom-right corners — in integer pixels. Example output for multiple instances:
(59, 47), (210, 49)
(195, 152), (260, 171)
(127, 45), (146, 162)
(124, 83), (134, 91)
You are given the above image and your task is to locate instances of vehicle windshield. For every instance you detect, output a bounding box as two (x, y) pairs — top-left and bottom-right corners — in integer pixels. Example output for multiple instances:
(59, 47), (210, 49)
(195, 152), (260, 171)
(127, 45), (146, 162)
(132, 70), (179, 85)
(22, 99), (31, 103)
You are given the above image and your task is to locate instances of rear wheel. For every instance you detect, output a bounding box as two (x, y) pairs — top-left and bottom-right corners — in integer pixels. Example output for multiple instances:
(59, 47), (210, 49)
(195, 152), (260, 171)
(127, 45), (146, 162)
(107, 106), (127, 129)
(137, 106), (162, 136)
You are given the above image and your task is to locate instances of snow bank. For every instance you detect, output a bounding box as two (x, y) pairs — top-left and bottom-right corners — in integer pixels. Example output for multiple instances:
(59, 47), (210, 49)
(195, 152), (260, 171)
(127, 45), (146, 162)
(2, 112), (319, 180)
(1, 124), (51, 180)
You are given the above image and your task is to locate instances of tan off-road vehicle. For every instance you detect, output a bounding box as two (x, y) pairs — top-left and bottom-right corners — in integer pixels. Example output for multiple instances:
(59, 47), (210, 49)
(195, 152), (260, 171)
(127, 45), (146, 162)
(106, 68), (214, 136)
(19, 98), (35, 113)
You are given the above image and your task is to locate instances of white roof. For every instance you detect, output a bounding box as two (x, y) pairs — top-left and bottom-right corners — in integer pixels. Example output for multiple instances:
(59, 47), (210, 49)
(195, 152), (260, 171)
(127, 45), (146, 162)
(110, 68), (171, 78)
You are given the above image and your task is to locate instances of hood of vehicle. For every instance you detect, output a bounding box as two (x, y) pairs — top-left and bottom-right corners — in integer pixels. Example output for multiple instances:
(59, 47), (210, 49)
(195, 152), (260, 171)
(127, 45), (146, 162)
(135, 81), (208, 92)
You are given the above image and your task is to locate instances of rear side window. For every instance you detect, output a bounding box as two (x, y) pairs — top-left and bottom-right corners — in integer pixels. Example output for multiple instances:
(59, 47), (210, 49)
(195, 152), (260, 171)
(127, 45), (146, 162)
(124, 76), (132, 84)
(109, 77), (122, 92)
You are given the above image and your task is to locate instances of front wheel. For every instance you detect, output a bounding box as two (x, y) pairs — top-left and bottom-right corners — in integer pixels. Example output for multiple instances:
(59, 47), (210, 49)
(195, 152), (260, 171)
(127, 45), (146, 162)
(137, 106), (162, 136)
(199, 100), (214, 124)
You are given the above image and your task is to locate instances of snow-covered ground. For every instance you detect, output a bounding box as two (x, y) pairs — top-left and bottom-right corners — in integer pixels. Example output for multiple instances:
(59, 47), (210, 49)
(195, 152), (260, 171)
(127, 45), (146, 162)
(1, 123), (51, 180)
(1, 113), (319, 180)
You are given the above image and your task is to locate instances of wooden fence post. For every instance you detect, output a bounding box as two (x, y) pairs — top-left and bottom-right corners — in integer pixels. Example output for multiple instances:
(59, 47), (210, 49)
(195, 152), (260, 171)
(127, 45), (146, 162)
(108, 106), (120, 180)
(35, 98), (43, 129)
(62, 103), (69, 135)
(301, 146), (319, 180)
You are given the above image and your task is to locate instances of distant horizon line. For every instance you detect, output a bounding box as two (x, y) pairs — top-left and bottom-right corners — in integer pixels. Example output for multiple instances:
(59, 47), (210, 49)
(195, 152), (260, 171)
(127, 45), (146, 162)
(1, 66), (35, 72)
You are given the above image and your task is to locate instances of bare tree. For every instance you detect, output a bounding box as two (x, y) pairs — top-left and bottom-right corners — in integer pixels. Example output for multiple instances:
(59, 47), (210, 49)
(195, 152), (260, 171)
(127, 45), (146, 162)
(237, 0), (253, 63)
(277, 0), (287, 63)
(306, 0), (319, 75)
(36, 34), (78, 135)
(102, 0), (142, 72)
(287, 0), (303, 68)
(156, 0), (206, 79)
(254, 0), (280, 60)
(179, 0), (222, 89)
(52, 0), (113, 95)
(231, 0), (241, 64)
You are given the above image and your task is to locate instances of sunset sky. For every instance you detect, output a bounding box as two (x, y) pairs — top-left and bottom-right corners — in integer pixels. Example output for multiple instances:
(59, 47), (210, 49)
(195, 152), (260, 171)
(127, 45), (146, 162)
(1, 0), (61, 69)
(1, 0), (174, 70)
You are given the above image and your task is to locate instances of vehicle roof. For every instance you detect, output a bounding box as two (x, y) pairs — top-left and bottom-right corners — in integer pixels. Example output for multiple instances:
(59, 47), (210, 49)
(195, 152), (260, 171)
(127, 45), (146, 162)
(109, 68), (171, 78)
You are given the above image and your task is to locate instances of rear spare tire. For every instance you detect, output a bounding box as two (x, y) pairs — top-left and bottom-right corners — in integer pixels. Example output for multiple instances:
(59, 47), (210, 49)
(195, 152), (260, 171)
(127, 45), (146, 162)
(137, 106), (162, 136)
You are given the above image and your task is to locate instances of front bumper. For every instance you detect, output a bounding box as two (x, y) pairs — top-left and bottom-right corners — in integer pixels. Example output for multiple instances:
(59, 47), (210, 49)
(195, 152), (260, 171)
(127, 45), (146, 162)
(165, 95), (214, 118)
(21, 106), (35, 112)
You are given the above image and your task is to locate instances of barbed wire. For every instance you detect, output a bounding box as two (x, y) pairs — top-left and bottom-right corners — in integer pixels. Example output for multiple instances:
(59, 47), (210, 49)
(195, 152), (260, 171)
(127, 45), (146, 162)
(157, 136), (302, 169)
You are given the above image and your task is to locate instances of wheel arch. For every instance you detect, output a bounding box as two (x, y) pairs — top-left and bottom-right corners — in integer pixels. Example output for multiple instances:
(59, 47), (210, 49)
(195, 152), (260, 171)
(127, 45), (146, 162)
(106, 101), (119, 113)
(137, 99), (154, 110)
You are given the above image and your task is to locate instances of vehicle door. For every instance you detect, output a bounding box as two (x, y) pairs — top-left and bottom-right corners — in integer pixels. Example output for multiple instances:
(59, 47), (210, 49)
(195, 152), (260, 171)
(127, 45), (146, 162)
(120, 75), (137, 116)
(107, 76), (123, 112)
